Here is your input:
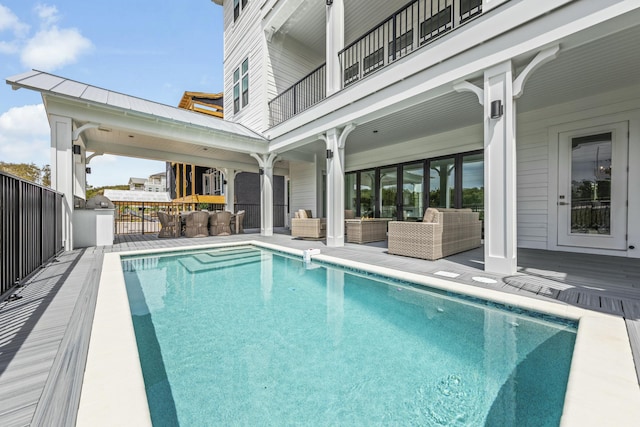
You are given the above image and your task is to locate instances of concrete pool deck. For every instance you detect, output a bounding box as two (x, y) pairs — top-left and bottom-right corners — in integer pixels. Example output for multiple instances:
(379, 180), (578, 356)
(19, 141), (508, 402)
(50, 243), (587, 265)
(1, 230), (640, 425)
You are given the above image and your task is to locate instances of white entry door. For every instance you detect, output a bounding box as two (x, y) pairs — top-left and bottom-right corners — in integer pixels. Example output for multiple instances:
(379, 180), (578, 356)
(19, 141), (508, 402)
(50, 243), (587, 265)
(557, 122), (628, 249)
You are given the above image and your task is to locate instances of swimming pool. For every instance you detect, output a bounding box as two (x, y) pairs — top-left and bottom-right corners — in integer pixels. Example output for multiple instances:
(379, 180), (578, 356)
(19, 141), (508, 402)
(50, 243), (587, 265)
(121, 245), (577, 426)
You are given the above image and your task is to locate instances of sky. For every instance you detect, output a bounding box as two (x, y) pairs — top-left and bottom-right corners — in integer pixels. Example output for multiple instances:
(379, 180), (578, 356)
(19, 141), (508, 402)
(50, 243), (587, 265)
(0, 1), (224, 187)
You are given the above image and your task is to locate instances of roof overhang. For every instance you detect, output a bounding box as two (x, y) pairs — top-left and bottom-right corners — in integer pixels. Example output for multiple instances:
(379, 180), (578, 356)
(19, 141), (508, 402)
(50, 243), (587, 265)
(6, 71), (285, 174)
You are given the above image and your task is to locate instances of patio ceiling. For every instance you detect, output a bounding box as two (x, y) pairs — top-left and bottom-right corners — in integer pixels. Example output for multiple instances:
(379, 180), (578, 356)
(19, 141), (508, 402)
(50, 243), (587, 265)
(292, 19), (640, 159)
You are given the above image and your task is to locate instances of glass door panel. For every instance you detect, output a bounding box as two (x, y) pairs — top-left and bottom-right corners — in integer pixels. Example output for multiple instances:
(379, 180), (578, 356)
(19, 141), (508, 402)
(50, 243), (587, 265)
(379, 167), (398, 219)
(557, 122), (628, 249)
(360, 170), (375, 218)
(402, 163), (424, 220)
(462, 153), (484, 218)
(345, 172), (357, 214)
(429, 157), (456, 208)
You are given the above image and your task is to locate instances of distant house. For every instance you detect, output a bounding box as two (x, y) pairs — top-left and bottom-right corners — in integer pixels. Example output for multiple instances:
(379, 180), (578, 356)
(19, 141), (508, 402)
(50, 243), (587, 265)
(128, 173), (167, 192)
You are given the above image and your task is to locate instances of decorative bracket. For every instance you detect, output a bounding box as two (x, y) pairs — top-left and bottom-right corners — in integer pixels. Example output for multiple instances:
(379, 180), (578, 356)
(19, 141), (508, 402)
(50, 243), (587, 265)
(513, 45), (560, 99)
(86, 152), (103, 164)
(453, 81), (484, 106)
(72, 123), (100, 141)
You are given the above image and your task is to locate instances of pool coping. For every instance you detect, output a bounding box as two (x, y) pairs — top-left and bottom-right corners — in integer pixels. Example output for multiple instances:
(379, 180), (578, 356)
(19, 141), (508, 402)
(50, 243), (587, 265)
(77, 241), (640, 426)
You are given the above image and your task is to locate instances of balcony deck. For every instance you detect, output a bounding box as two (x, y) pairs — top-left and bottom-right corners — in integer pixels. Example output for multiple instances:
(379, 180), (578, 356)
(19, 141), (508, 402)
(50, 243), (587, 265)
(1, 230), (639, 426)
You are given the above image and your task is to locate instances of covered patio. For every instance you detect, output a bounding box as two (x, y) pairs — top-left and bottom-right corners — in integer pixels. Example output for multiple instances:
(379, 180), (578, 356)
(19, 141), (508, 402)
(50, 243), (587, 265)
(0, 232), (638, 425)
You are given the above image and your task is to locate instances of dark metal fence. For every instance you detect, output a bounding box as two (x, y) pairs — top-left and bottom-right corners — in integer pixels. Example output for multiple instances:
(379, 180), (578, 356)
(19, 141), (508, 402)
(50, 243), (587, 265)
(113, 202), (287, 234)
(113, 201), (226, 234)
(235, 203), (287, 228)
(571, 201), (611, 234)
(268, 64), (326, 126)
(1, 171), (63, 297)
(339, 0), (481, 87)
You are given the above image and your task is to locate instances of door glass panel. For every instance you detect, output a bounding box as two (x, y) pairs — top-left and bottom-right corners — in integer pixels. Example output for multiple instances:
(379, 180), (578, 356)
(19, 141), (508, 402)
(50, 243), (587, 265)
(570, 133), (612, 235)
(462, 153), (484, 219)
(402, 164), (424, 221)
(360, 170), (375, 218)
(429, 158), (456, 208)
(379, 167), (398, 218)
(345, 172), (357, 214)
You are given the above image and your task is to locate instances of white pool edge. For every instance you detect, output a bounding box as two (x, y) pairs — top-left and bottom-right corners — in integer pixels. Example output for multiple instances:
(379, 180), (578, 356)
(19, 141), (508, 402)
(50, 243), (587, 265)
(78, 241), (640, 426)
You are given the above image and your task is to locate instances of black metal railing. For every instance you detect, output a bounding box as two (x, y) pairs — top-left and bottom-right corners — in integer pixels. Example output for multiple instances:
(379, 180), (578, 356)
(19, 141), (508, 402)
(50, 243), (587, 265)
(571, 201), (611, 234)
(234, 203), (287, 228)
(268, 64), (326, 126)
(1, 171), (63, 296)
(112, 202), (287, 234)
(112, 201), (226, 235)
(339, 0), (481, 87)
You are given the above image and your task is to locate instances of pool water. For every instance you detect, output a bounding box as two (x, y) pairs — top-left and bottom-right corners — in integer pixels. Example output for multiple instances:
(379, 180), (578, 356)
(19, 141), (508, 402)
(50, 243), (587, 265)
(122, 246), (576, 426)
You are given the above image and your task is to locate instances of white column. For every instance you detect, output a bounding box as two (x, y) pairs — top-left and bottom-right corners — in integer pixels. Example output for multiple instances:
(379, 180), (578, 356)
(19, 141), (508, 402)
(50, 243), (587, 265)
(222, 168), (238, 212)
(483, 61), (517, 274)
(251, 153), (277, 236)
(320, 124), (355, 247)
(49, 114), (74, 250)
(326, 0), (345, 96)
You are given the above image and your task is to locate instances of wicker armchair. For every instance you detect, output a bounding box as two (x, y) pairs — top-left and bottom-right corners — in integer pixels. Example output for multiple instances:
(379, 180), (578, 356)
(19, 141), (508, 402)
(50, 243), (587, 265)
(291, 209), (326, 239)
(209, 211), (232, 236)
(230, 210), (245, 234)
(388, 208), (481, 260)
(184, 211), (210, 238)
(158, 211), (180, 238)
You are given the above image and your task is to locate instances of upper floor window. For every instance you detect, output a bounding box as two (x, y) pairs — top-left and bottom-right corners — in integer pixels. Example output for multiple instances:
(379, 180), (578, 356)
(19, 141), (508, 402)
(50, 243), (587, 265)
(234, 58), (249, 114)
(234, 0), (248, 22)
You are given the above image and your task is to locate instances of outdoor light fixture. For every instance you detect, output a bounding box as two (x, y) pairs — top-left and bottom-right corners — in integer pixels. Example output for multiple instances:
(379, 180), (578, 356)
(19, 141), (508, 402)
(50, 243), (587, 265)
(326, 149), (334, 159)
(259, 168), (264, 175)
(85, 167), (91, 174)
(73, 144), (81, 155)
(490, 100), (504, 119)
(326, 0), (333, 5)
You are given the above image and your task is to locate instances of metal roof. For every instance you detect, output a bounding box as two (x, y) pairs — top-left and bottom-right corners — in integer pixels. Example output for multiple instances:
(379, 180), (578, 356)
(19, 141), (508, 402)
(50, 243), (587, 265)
(103, 189), (172, 203)
(6, 70), (264, 141)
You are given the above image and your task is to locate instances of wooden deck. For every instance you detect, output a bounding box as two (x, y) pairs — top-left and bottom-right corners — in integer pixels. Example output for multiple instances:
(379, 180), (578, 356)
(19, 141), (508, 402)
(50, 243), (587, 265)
(1, 230), (639, 426)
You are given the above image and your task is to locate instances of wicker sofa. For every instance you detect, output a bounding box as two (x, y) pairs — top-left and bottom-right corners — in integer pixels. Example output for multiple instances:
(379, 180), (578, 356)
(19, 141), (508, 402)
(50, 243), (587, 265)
(388, 208), (481, 260)
(291, 209), (326, 239)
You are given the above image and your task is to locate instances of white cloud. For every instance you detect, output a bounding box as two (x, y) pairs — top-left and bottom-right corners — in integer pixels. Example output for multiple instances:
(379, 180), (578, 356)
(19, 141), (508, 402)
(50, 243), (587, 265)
(0, 4), (30, 37)
(34, 4), (60, 27)
(21, 26), (92, 70)
(0, 4), (92, 70)
(0, 104), (50, 165)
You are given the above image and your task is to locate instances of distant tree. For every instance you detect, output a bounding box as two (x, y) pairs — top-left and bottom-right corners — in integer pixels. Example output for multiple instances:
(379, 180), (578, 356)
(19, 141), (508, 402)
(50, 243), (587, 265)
(0, 162), (49, 186)
(86, 185), (128, 199)
(42, 164), (51, 187)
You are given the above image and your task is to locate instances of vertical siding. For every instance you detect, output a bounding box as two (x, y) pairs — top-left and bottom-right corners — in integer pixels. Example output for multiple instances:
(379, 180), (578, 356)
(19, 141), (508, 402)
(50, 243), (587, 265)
(289, 159), (320, 218)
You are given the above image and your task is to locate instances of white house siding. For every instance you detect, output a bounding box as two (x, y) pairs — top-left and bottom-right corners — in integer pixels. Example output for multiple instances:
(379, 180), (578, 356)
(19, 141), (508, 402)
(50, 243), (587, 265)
(223, 0), (266, 132)
(516, 84), (640, 254)
(289, 159), (320, 218)
(266, 33), (324, 102)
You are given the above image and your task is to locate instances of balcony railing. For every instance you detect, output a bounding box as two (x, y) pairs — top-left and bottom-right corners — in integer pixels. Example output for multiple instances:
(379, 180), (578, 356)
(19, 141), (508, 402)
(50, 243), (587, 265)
(1, 171), (63, 297)
(339, 0), (481, 87)
(268, 0), (483, 126)
(269, 64), (326, 126)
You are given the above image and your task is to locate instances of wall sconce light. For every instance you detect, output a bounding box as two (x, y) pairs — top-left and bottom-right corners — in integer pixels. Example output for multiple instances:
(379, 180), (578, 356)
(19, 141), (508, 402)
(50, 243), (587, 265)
(326, 149), (334, 159)
(73, 144), (82, 155)
(490, 100), (504, 119)
(326, 0), (333, 5)
(85, 167), (92, 174)
(259, 168), (264, 175)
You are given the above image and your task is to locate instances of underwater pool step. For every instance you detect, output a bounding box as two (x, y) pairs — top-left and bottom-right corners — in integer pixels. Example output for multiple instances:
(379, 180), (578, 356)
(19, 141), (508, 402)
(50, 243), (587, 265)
(190, 249), (262, 265)
(178, 253), (268, 273)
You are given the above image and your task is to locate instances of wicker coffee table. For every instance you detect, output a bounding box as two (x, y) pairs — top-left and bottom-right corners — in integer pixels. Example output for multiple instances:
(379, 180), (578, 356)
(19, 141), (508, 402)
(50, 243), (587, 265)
(345, 218), (390, 244)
